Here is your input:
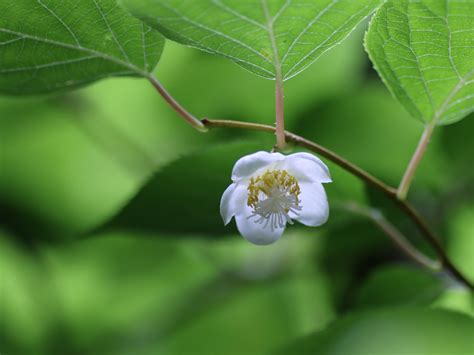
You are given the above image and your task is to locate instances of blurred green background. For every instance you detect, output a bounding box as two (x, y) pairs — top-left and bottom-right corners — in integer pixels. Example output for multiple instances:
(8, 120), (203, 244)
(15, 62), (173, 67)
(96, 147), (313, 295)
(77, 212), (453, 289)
(1, 28), (473, 355)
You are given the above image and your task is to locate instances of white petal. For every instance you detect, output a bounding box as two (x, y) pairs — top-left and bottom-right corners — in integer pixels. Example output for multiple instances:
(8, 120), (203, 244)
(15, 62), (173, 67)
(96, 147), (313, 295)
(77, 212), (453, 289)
(220, 184), (236, 225)
(282, 152), (332, 183)
(220, 183), (247, 225)
(235, 205), (285, 245)
(292, 182), (329, 227)
(231, 151), (284, 182)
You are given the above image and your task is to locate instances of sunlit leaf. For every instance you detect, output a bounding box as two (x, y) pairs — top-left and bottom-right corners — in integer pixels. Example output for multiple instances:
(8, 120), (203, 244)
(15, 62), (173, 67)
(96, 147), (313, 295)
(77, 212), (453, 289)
(365, 0), (474, 124)
(0, 0), (164, 95)
(120, 0), (380, 80)
(432, 288), (474, 317)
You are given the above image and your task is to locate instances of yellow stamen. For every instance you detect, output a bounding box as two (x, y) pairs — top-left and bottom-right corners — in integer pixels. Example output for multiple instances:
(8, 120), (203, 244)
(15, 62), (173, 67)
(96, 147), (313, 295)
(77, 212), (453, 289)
(247, 169), (300, 208)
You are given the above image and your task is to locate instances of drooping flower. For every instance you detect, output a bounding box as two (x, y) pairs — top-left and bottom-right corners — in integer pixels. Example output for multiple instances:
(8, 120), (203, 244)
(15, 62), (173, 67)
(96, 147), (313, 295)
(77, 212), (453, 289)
(220, 151), (332, 245)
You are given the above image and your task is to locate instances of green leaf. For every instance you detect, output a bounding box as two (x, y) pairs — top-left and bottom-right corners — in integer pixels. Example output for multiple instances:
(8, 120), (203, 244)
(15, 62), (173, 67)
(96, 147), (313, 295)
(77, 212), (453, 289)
(0, 77), (208, 240)
(354, 265), (445, 309)
(0, 0), (164, 95)
(1, 230), (332, 355)
(101, 141), (268, 236)
(120, 0), (380, 80)
(365, 0), (474, 125)
(432, 288), (474, 317)
(274, 307), (474, 355)
(0, 232), (55, 354)
(154, 273), (334, 355)
(448, 204), (474, 282)
(442, 112), (474, 178)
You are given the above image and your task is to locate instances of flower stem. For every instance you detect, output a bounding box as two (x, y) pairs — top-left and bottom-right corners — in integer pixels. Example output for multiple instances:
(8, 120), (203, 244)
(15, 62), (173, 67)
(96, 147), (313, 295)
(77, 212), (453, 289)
(275, 75), (286, 150)
(148, 75), (208, 132)
(397, 120), (436, 200)
(261, 0), (286, 150)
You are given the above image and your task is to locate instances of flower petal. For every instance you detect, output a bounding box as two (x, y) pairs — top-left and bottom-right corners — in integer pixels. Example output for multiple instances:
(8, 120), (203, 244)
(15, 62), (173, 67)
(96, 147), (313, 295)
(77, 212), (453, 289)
(235, 205), (285, 245)
(292, 182), (329, 227)
(220, 183), (247, 225)
(220, 184), (236, 225)
(282, 152), (331, 183)
(232, 151), (284, 182)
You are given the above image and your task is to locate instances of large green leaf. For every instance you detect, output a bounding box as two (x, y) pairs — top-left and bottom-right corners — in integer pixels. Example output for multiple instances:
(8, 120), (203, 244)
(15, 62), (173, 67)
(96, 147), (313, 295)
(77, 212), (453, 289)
(365, 0), (474, 125)
(120, 0), (380, 80)
(0, 76), (209, 240)
(354, 265), (445, 309)
(0, 0), (164, 95)
(275, 307), (474, 355)
(101, 141), (269, 236)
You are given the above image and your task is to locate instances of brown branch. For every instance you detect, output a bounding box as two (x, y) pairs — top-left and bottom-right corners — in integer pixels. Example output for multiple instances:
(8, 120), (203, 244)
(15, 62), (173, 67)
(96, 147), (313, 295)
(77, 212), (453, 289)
(341, 202), (441, 271)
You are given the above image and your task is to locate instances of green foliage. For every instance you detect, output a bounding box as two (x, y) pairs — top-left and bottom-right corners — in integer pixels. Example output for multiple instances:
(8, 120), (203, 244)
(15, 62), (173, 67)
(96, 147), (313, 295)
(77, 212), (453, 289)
(365, 0), (474, 124)
(448, 204), (474, 282)
(0, 34), (366, 240)
(0, 0), (163, 95)
(441, 112), (474, 178)
(0, 231), (334, 355)
(432, 288), (474, 317)
(1, 2), (474, 355)
(275, 307), (474, 355)
(104, 141), (270, 236)
(156, 272), (333, 355)
(0, 76), (208, 239)
(354, 265), (445, 308)
(120, 0), (380, 80)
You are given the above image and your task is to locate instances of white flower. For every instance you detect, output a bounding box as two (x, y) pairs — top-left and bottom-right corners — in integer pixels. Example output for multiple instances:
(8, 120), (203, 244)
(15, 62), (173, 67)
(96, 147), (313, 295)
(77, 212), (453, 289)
(220, 151), (332, 245)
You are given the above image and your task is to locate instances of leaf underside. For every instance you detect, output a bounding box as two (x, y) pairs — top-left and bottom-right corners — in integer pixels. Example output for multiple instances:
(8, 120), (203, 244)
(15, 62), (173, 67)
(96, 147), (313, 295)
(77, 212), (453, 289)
(120, 0), (381, 81)
(365, 0), (474, 125)
(0, 0), (164, 95)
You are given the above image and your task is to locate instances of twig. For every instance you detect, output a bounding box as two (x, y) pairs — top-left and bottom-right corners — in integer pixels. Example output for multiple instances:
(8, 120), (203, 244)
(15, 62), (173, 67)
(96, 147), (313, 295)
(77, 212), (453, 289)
(397, 120), (436, 200)
(148, 75), (207, 132)
(261, 0), (286, 149)
(275, 76), (286, 149)
(342, 202), (441, 271)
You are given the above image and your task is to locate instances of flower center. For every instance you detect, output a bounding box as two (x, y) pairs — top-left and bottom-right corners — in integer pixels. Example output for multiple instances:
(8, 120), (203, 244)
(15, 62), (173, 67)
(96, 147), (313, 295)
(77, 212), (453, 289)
(247, 169), (302, 230)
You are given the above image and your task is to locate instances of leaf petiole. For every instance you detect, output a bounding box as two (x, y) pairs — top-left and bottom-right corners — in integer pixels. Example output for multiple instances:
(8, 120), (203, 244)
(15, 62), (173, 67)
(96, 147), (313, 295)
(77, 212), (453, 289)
(397, 119), (436, 200)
